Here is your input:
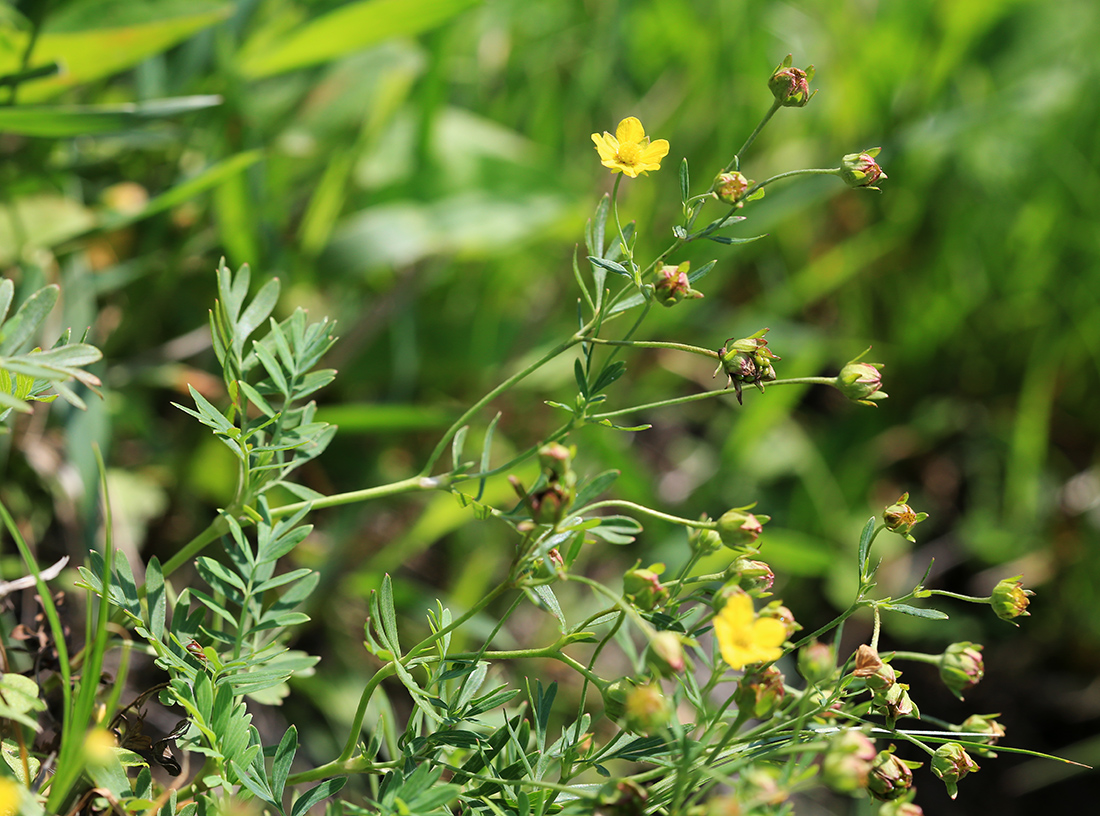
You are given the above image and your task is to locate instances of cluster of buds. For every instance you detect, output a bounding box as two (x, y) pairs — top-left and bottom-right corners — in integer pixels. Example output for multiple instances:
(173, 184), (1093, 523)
(734, 665), (786, 719)
(651, 261), (704, 307)
(509, 443), (577, 528)
(711, 170), (756, 207)
(839, 147), (888, 190)
(769, 54), (816, 107)
(714, 506), (769, 551)
(853, 645), (919, 728)
(822, 729), (877, 795)
(931, 743), (980, 799)
(715, 328), (780, 404)
(688, 520), (723, 556)
(939, 642), (985, 700)
(991, 575), (1035, 624)
(883, 493), (929, 542)
(834, 349), (887, 406)
(623, 561), (669, 611)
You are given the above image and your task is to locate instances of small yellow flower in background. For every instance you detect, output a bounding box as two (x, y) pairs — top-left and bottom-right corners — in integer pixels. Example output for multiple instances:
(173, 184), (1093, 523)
(591, 117), (669, 178)
(714, 592), (788, 670)
(0, 776), (21, 816)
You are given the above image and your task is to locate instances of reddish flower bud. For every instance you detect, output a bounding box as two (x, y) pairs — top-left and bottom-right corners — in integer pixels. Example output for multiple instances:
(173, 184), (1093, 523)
(768, 55), (816, 107)
(734, 665), (786, 719)
(853, 644), (897, 692)
(835, 350), (887, 406)
(868, 748), (917, 801)
(797, 640), (836, 686)
(715, 508), (768, 550)
(840, 147), (887, 190)
(939, 642), (984, 700)
(623, 561), (668, 611)
(653, 262), (703, 307)
(822, 729), (877, 794)
(715, 328), (780, 405)
(646, 631), (687, 677)
(728, 558), (775, 597)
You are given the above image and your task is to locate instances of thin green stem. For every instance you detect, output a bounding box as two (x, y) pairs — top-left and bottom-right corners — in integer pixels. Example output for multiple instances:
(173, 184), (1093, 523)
(727, 100), (783, 170)
(586, 337), (719, 359)
(577, 499), (714, 530)
(421, 332), (589, 475)
(890, 650), (941, 665)
(926, 589), (992, 604)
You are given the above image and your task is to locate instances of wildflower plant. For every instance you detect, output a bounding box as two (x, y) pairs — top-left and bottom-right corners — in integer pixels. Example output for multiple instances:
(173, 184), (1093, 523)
(0, 57), (1084, 816)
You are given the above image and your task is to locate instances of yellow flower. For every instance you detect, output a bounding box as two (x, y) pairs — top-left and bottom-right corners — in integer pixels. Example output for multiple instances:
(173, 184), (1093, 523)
(714, 593), (788, 670)
(591, 117), (670, 178)
(0, 776), (22, 816)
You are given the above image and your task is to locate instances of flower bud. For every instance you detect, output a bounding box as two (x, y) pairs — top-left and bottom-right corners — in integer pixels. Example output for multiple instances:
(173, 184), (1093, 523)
(623, 683), (672, 735)
(852, 644), (897, 692)
(759, 601), (801, 640)
(689, 523), (723, 556)
(822, 729), (877, 794)
(939, 642), (984, 700)
(877, 796), (924, 816)
(715, 508), (769, 550)
(601, 677), (635, 721)
(839, 148), (887, 190)
(623, 562), (669, 611)
(728, 558), (774, 597)
(646, 631), (687, 677)
(797, 640), (836, 686)
(960, 712), (1005, 742)
(538, 443), (574, 481)
(711, 171), (752, 207)
(653, 262), (703, 307)
(991, 575), (1034, 625)
(715, 329), (780, 404)
(768, 54), (816, 107)
(931, 742), (980, 799)
(883, 493), (928, 541)
(873, 682), (919, 729)
(597, 779), (648, 816)
(734, 665), (786, 719)
(868, 748), (917, 801)
(835, 351), (887, 406)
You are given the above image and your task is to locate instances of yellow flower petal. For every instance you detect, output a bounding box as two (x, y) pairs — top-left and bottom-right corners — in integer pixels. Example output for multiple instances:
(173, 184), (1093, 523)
(615, 116), (646, 145)
(713, 593), (788, 670)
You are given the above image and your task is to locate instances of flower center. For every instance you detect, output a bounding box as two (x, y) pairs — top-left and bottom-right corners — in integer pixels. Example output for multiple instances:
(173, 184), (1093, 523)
(617, 142), (642, 165)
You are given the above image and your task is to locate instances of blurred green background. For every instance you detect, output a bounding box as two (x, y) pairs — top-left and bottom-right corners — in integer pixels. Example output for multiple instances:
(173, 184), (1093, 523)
(2, 0), (1098, 812)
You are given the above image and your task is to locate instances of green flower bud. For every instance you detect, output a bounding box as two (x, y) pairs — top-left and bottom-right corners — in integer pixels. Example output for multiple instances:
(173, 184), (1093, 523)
(797, 640), (836, 686)
(877, 795), (924, 816)
(835, 350), (887, 406)
(715, 508), (769, 550)
(623, 561), (669, 612)
(623, 683), (672, 735)
(734, 665), (786, 719)
(688, 523), (723, 556)
(538, 443), (574, 480)
(646, 631), (687, 677)
(931, 742), (980, 800)
(768, 54), (816, 107)
(653, 262), (703, 307)
(868, 747), (917, 801)
(991, 575), (1034, 625)
(873, 682), (919, 729)
(839, 147), (887, 190)
(711, 171), (752, 206)
(601, 677), (635, 721)
(822, 729), (877, 794)
(939, 642), (984, 700)
(959, 713), (1006, 757)
(883, 493), (929, 541)
(728, 558), (774, 597)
